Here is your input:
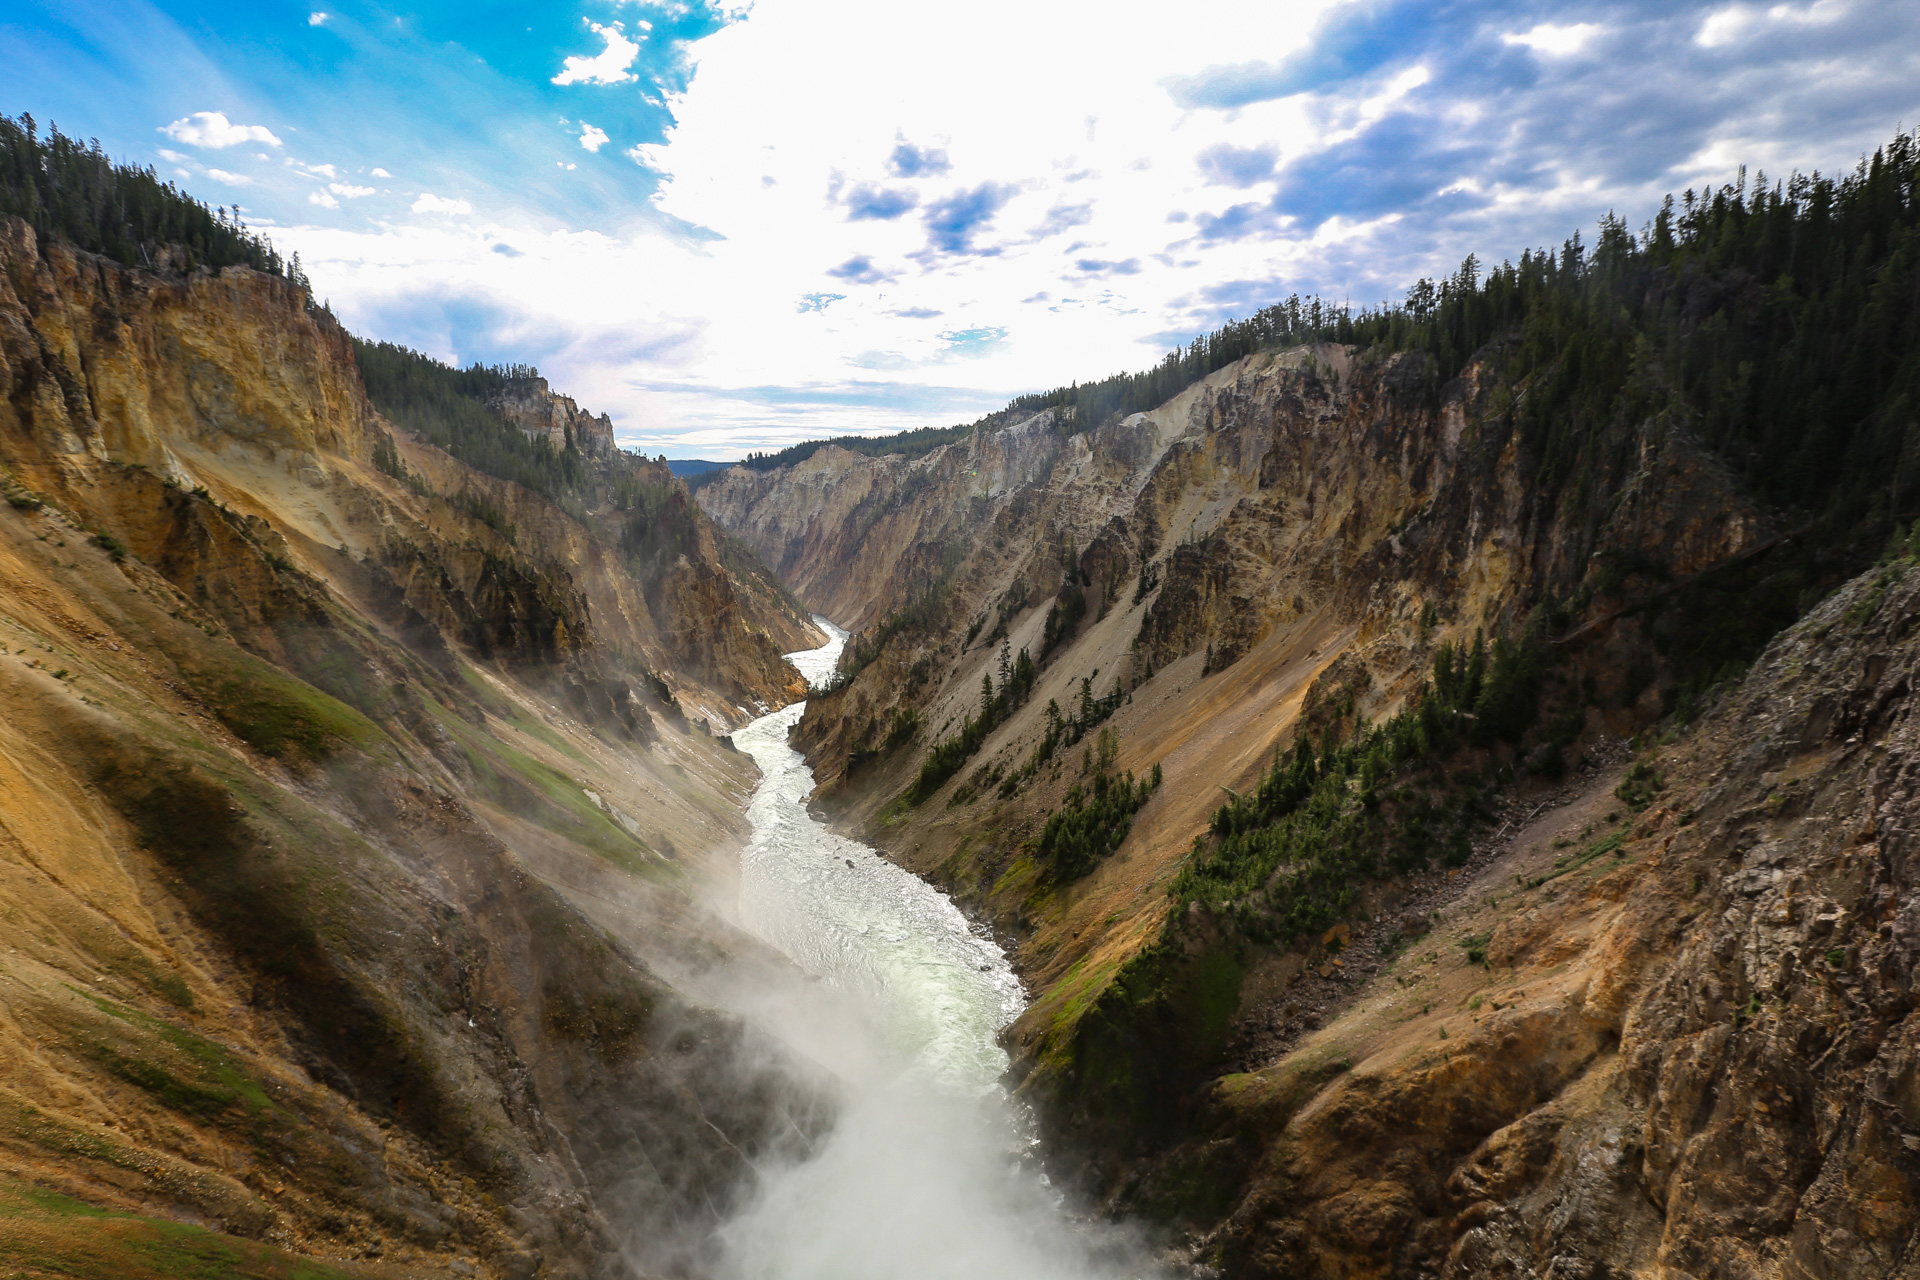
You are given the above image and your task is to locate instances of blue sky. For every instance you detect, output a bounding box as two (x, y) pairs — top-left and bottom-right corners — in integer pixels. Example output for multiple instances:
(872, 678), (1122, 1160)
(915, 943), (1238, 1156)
(5, 0), (1917, 456)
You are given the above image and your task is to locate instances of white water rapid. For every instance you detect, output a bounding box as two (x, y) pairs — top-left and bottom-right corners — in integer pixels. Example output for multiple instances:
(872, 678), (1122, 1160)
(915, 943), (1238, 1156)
(716, 619), (1156, 1280)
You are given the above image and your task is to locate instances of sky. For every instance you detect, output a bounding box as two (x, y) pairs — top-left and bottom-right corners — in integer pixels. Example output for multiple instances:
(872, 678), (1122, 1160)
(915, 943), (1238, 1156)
(5, 0), (1917, 457)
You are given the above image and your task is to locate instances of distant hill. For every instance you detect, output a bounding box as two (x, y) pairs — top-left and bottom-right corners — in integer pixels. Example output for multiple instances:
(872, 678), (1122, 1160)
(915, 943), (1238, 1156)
(666, 459), (731, 478)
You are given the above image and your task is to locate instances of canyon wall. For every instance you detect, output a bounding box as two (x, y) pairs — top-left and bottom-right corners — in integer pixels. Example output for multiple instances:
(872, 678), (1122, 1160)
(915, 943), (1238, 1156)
(697, 409), (1071, 631)
(697, 339), (1874, 1275)
(0, 217), (827, 1278)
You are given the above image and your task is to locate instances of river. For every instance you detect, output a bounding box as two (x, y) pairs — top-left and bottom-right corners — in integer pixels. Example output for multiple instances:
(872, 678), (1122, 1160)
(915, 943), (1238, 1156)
(716, 619), (1155, 1280)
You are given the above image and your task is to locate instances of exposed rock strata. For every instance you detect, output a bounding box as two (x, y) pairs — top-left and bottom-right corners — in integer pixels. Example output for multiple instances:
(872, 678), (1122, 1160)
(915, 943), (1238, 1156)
(487, 376), (616, 458)
(0, 218), (829, 1277)
(699, 341), (1861, 1275)
(697, 411), (1070, 629)
(1184, 561), (1920, 1278)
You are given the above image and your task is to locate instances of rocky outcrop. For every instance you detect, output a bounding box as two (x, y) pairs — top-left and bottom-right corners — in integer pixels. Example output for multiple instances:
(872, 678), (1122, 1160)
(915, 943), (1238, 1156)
(0, 217), (830, 1277)
(0, 214), (809, 717)
(488, 376), (616, 458)
(1182, 557), (1920, 1278)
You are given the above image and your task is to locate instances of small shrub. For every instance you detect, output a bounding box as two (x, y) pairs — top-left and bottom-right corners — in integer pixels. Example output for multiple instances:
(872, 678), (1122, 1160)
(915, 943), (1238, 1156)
(1616, 759), (1665, 811)
(1035, 761), (1161, 880)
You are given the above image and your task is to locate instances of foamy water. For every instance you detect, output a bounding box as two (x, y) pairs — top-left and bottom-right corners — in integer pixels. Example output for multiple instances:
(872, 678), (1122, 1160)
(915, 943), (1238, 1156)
(716, 617), (1158, 1280)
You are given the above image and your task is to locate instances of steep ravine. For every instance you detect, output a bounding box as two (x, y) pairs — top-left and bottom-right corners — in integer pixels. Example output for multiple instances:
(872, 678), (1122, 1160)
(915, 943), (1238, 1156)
(0, 217), (843, 1279)
(698, 340), (1920, 1275)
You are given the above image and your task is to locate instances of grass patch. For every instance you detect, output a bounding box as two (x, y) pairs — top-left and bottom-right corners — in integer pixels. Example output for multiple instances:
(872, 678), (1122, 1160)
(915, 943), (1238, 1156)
(1615, 759), (1665, 811)
(499, 701), (593, 766)
(0, 1177), (355, 1280)
(1458, 930), (1494, 966)
(988, 854), (1043, 902)
(70, 989), (280, 1121)
(453, 663), (592, 765)
(1049, 954), (1124, 1032)
(1526, 829), (1628, 889)
(203, 653), (384, 763)
(430, 698), (664, 876)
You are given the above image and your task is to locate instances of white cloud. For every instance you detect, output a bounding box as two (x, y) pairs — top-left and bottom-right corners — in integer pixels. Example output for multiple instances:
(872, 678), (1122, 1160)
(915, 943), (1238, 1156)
(308, 11), (328, 24)
(308, 190), (340, 209)
(156, 148), (189, 164)
(411, 193), (473, 215)
(268, 0), (1920, 458)
(1502, 22), (1601, 55)
(329, 182), (376, 198)
(1697, 0), (1848, 47)
(160, 111), (282, 149)
(370, 167), (392, 178)
(579, 123), (610, 153)
(206, 169), (254, 186)
(551, 21), (641, 86)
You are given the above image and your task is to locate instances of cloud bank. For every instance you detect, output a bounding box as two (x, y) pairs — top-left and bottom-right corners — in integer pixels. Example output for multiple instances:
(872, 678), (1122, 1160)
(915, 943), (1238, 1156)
(130, 0), (1914, 457)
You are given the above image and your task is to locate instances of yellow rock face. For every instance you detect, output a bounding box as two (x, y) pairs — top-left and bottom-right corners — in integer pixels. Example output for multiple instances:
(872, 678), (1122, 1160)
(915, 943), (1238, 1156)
(0, 218), (831, 1275)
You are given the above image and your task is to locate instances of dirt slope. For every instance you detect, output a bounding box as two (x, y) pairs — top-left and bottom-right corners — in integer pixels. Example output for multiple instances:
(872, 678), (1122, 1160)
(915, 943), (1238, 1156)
(0, 218), (831, 1279)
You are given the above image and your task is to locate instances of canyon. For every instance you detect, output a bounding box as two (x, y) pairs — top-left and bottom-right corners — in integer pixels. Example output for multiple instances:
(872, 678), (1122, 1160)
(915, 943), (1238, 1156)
(2, 124), (1918, 1280)
(695, 315), (1920, 1271)
(0, 213), (838, 1279)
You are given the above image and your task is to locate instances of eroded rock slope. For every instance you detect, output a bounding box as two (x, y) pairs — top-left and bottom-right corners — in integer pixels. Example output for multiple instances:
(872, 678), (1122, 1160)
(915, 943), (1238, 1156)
(1188, 555), (1920, 1278)
(0, 217), (827, 1279)
(698, 337), (1880, 1275)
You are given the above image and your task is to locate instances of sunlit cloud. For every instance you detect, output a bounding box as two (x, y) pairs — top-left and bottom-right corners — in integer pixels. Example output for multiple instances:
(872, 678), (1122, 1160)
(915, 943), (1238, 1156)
(552, 21), (644, 86)
(160, 111), (281, 149)
(1698, 0), (1849, 47)
(411, 193), (473, 215)
(64, 0), (1907, 458)
(1502, 22), (1601, 55)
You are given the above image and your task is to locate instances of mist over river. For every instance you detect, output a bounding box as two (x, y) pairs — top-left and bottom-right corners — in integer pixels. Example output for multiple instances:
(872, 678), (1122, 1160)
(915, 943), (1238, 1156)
(714, 619), (1157, 1280)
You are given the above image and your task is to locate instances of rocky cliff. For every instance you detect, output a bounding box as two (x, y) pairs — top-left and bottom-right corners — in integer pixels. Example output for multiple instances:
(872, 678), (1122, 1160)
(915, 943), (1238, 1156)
(697, 336), (1894, 1274)
(697, 411), (1069, 630)
(0, 216), (830, 1278)
(487, 376), (616, 459)
(1185, 550), (1920, 1278)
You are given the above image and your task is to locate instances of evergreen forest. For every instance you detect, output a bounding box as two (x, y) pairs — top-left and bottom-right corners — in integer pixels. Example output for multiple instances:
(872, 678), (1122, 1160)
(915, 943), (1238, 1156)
(0, 113), (297, 281)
